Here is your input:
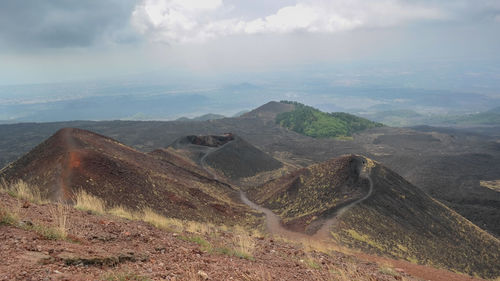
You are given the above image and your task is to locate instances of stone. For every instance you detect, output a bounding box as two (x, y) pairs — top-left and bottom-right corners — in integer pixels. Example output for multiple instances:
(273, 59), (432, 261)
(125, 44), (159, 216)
(197, 270), (209, 280)
(20, 252), (53, 265)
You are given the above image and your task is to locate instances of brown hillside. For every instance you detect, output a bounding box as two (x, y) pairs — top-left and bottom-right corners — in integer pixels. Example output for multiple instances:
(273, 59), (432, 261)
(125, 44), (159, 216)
(7, 190), (475, 281)
(240, 101), (295, 121)
(250, 155), (500, 279)
(0, 128), (259, 226)
(248, 155), (368, 234)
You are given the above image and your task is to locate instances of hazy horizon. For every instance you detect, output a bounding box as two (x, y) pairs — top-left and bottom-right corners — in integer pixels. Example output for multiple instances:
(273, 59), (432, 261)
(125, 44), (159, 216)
(1, 0), (499, 122)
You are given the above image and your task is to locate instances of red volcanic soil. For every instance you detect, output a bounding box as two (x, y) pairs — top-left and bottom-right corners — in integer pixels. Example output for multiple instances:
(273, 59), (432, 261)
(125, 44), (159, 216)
(2, 191), (486, 281)
(0, 128), (256, 225)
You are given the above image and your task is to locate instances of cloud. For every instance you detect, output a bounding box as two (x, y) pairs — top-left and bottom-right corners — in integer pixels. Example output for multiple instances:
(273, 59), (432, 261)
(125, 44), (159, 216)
(132, 0), (446, 43)
(0, 0), (137, 49)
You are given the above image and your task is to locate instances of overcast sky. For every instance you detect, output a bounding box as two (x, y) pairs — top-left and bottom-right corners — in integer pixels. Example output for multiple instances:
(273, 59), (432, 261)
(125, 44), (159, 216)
(0, 0), (499, 85)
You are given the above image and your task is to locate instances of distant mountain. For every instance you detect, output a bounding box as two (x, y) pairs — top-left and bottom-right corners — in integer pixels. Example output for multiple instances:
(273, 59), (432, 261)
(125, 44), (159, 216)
(359, 110), (424, 127)
(240, 101), (295, 121)
(0, 94), (212, 122)
(276, 101), (383, 138)
(232, 110), (250, 117)
(250, 155), (500, 278)
(176, 113), (226, 122)
(0, 128), (258, 225)
(433, 109), (500, 126)
(361, 106), (500, 127)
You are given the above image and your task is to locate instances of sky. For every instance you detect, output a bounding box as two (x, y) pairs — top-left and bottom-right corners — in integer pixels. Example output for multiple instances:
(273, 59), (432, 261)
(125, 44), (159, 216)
(0, 0), (499, 86)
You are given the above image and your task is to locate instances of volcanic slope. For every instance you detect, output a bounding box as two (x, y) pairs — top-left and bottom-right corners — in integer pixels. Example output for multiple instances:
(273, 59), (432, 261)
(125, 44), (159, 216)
(1, 101), (499, 236)
(0, 128), (259, 226)
(168, 134), (284, 182)
(249, 155), (500, 279)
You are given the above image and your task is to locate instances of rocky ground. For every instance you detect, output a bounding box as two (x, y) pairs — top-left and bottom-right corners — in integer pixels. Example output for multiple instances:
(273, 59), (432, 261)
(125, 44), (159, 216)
(0, 192), (488, 281)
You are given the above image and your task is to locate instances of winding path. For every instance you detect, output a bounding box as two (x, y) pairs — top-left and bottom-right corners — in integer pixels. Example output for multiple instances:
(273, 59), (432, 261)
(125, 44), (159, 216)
(313, 170), (373, 240)
(200, 142), (374, 240)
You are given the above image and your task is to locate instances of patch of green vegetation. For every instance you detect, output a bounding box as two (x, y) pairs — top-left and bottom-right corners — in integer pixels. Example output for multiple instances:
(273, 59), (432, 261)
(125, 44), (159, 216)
(305, 259), (321, 269)
(102, 272), (152, 281)
(346, 229), (384, 251)
(0, 207), (18, 225)
(28, 224), (66, 240)
(379, 266), (399, 277)
(214, 246), (255, 261)
(276, 101), (383, 138)
(178, 235), (212, 251)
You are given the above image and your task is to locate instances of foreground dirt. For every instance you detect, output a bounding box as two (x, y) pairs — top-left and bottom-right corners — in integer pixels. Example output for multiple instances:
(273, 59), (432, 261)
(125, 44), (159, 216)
(0, 193), (487, 281)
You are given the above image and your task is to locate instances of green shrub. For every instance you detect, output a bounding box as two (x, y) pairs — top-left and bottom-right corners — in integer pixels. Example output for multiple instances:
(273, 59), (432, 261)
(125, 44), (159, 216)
(276, 101), (382, 138)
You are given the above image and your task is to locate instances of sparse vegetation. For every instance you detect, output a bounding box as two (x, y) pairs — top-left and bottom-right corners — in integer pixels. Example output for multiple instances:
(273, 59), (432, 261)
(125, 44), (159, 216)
(276, 101), (382, 138)
(480, 180), (500, 191)
(1, 182), (69, 240)
(0, 205), (18, 226)
(108, 205), (140, 221)
(74, 189), (106, 214)
(1, 179), (47, 204)
(378, 266), (399, 277)
(141, 207), (185, 232)
(47, 203), (69, 240)
(30, 223), (67, 240)
(304, 254), (321, 269)
(102, 272), (152, 281)
(232, 234), (256, 260)
(179, 235), (213, 252)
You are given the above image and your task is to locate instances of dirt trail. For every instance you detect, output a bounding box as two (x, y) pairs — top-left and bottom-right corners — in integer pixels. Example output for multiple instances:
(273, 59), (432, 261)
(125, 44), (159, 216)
(200, 144), (374, 241)
(198, 139), (311, 239)
(313, 166), (374, 240)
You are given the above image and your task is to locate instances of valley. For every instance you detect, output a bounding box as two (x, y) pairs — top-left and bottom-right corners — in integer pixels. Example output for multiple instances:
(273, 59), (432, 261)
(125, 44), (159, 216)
(1, 101), (499, 280)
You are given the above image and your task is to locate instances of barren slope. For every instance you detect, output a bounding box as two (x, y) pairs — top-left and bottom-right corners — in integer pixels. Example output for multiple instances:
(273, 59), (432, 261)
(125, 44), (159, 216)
(0, 102), (499, 236)
(0, 128), (258, 225)
(250, 155), (500, 278)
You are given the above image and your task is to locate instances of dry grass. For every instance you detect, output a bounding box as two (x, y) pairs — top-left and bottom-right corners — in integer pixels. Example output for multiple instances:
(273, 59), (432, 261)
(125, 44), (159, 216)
(480, 180), (500, 191)
(48, 203), (69, 240)
(141, 207), (184, 232)
(1, 203), (68, 241)
(0, 205), (19, 226)
(107, 205), (186, 233)
(102, 271), (152, 281)
(186, 220), (214, 235)
(303, 253), (321, 269)
(379, 266), (398, 276)
(301, 238), (346, 255)
(74, 189), (106, 214)
(108, 205), (140, 221)
(1, 179), (47, 204)
(31, 223), (66, 240)
(73, 193), (222, 237)
(232, 233), (255, 260)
